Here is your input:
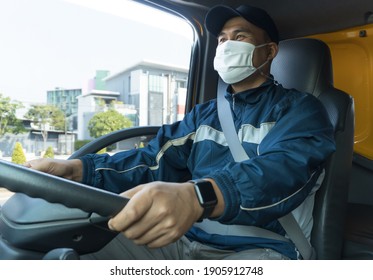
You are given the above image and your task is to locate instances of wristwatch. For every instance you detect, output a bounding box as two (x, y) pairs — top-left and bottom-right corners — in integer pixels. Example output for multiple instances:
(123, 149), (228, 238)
(191, 179), (218, 222)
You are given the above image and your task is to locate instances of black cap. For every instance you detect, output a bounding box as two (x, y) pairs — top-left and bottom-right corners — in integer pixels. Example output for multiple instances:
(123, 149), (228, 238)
(205, 5), (279, 44)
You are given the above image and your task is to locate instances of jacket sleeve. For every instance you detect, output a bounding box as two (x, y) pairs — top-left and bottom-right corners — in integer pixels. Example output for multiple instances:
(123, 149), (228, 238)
(79, 108), (199, 193)
(207, 94), (336, 227)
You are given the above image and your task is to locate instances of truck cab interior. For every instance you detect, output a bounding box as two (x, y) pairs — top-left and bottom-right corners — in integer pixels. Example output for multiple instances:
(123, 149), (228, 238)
(1, 0), (373, 260)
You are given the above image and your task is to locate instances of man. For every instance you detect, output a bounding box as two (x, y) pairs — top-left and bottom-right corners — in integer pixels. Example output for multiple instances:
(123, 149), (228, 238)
(26, 5), (335, 259)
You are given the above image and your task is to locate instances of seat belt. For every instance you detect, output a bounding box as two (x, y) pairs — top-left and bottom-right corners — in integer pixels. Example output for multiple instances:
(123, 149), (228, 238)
(216, 78), (315, 260)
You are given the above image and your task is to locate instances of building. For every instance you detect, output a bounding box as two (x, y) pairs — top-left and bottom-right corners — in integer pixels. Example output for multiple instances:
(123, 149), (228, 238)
(77, 62), (188, 140)
(77, 70), (135, 140)
(104, 60), (188, 127)
(46, 87), (81, 131)
(46, 87), (82, 154)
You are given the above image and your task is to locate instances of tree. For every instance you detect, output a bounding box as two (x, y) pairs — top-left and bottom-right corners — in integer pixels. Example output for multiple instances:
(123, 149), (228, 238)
(88, 109), (132, 139)
(11, 142), (27, 164)
(24, 105), (65, 151)
(0, 93), (25, 137)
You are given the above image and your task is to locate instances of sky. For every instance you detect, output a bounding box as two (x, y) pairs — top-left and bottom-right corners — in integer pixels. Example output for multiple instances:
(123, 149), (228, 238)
(0, 0), (193, 104)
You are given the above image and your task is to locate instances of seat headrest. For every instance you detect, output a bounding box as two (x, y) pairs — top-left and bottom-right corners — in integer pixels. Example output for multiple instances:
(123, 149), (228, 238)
(271, 38), (334, 97)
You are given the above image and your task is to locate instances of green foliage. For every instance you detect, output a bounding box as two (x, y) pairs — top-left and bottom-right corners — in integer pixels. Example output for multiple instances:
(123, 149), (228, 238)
(11, 142), (27, 164)
(75, 140), (91, 151)
(88, 109), (132, 139)
(0, 93), (25, 137)
(24, 104), (65, 131)
(74, 140), (112, 154)
(43, 146), (54, 158)
(50, 108), (66, 131)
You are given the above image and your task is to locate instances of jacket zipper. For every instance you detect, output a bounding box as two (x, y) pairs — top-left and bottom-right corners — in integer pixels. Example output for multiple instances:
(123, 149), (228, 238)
(232, 93), (236, 111)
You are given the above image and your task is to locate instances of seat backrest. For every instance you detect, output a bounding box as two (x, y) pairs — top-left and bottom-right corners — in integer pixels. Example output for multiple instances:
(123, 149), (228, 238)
(271, 38), (355, 259)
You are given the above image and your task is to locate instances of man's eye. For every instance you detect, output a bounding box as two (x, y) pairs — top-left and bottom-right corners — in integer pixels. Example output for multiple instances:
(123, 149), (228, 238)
(236, 34), (245, 40)
(218, 37), (227, 44)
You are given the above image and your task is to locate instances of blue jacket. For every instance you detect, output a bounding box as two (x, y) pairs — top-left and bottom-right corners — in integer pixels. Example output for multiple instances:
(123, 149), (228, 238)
(80, 80), (336, 259)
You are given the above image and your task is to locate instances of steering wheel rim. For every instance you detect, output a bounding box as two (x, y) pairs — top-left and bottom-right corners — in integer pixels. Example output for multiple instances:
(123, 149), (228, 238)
(0, 159), (128, 217)
(0, 126), (160, 217)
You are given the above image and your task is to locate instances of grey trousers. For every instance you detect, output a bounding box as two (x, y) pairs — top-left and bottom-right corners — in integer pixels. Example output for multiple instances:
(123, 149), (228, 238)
(82, 234), (290, 260)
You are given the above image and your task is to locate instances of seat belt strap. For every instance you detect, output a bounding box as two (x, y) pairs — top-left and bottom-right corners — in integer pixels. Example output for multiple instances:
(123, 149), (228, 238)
(216, 78), (314, 260)
(217, 81), (249, 162)
(278, 214), (315, 259)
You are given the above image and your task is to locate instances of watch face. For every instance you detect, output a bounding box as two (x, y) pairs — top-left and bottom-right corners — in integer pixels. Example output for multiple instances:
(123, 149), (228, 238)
(195, 181), (217, 207)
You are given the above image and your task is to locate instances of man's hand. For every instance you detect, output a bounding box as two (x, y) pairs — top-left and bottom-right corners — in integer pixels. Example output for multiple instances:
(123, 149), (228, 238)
(108, 181), (203, 248)
(25, 158), (83, 182)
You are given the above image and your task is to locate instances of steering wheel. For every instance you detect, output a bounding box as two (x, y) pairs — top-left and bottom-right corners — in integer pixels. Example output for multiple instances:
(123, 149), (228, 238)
(0, 126), (160, 217)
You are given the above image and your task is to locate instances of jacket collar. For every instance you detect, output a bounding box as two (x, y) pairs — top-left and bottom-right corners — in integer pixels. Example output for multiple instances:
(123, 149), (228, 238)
(225, 78), (277, 104)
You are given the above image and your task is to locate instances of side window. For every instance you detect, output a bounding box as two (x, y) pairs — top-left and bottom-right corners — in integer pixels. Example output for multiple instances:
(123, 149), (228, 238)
(0, 0), (193, 157)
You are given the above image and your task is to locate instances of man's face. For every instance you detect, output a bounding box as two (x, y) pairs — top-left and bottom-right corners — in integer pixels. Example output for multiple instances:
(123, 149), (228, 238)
(217, 17), (270, 68)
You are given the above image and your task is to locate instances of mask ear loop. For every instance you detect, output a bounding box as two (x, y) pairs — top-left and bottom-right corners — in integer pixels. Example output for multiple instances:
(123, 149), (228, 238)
(255, 43), (279, 85)
(256, 60), (279, 85)
(254, 43), (269, 49)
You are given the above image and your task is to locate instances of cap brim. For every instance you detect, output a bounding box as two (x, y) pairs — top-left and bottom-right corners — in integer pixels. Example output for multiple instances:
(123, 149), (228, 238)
(205, 6), (242, 37)
(205, 5), (279, 44)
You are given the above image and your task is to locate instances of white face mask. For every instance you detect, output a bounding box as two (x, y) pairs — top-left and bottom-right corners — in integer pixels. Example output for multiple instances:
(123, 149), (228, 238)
(213, 40), (268, 84)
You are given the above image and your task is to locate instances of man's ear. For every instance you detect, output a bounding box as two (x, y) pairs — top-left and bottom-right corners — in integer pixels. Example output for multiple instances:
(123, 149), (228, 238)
(267, 42), (279, 61)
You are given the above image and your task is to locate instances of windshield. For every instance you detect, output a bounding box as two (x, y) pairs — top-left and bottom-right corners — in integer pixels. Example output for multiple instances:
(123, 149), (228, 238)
(0, 0), (194, 205)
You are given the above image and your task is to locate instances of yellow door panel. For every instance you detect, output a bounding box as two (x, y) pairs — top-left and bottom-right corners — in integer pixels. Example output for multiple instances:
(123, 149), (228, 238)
(312, 24), (373, 159)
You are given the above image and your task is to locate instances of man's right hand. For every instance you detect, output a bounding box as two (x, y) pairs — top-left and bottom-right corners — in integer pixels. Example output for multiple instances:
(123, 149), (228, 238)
(24, 158), (83, 182)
